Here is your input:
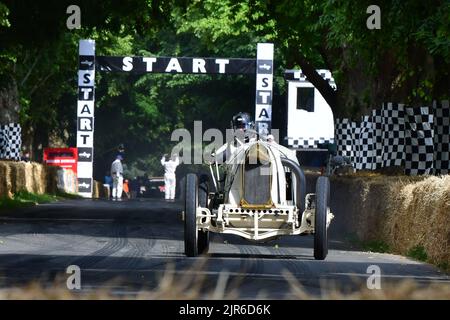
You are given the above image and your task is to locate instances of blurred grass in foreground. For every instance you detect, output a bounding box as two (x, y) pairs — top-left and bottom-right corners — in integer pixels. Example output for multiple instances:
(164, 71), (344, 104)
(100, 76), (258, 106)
(0, 262), (448, 300)
(0, 278), (448, 300)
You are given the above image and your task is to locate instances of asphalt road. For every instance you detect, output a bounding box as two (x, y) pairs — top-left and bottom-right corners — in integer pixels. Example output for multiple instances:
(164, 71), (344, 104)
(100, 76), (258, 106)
(0, 199), (448, 299)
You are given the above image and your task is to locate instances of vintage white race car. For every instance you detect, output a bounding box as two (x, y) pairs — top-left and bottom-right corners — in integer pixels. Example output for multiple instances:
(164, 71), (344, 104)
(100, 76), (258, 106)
(183, 133), (333, 260)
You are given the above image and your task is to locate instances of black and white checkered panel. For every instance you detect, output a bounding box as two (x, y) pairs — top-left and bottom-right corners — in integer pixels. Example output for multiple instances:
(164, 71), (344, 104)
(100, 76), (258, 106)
(0, 123), (21, 160)
(287, 137), (335, 149)
(382, 103), (405, 167)
(285, 69), (337, 90)
(354, 116), (375, 170)
(404, 107), (434, 175)
(352, 125), (361, 169)
(0, 124), (8, 159)
(335, 118), (357, 165)
(316, 69), (337, 90)
(433, 100), (450, 175)
(8, 123), (21, 160)
(371, 109), (383, 169)
(1, 124), (11, 159)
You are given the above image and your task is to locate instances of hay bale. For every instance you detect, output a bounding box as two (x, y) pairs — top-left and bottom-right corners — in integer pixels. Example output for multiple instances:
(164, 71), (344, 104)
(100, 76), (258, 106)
(0, 160), (63, 197)
(56, 168), (77, 194)
(93, 180), (108, 199)
(92, 181), (99, 198)
(329, 175), (393, 240)
(31, 162), (47, 194)
(323, 172), (448, 268)
(385, 175), (450, 266)
(9, 162), (26, 194)
(43, 165), (58, 194)
(355, 177), (389, 240)
(22, 162), (39, 193)
(329, 176), (367, 239)
(30, 162), (41, 194)
(0, 161), (9, 196)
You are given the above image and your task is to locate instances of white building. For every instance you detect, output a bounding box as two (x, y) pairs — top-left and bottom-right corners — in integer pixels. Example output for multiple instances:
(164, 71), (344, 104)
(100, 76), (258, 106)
(284, 69), (336, 150)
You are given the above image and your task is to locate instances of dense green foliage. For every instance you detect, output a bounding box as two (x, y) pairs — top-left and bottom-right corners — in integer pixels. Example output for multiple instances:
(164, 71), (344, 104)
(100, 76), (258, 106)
(0, 0), (448, 178)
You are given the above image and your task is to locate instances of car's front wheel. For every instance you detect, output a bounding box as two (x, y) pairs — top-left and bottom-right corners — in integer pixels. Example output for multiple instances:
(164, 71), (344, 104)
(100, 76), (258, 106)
(184, 174), (198, 257)
(197, 174), (210, 255)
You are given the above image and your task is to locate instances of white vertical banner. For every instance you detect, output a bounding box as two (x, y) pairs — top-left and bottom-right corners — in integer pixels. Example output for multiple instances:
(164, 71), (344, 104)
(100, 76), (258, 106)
(77, 39), (95, 198)
(255, 43), (274, 135)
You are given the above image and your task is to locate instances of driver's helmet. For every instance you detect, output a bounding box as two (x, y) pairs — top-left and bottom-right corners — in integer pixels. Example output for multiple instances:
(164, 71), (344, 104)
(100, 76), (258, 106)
(231, 112), (253, 130)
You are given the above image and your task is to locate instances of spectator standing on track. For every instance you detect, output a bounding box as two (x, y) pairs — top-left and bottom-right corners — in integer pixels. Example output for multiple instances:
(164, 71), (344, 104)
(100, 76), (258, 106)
(123, 179), (131, 199)
(161, 154), (180, 200)
(111, 155), (124, 201)
(21, 151), (31, 162)
(129, 177), (139, 199)
(104, 171), (113, 199)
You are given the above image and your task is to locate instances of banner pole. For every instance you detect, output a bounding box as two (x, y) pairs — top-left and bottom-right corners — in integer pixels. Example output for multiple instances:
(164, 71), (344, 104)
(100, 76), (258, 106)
(76, 39), (96, 198)
(254, 43), (274, 135)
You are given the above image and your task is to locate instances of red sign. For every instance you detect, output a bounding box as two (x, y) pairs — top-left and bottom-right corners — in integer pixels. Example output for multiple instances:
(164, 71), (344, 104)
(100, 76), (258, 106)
(43, 148), (78, 174)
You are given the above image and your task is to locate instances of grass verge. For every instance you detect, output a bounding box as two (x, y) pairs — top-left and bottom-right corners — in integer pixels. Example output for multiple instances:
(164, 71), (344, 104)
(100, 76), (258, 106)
(349, 237), (448, 273)
(345, 234), (391, 254)
(0, 190), (80, 210)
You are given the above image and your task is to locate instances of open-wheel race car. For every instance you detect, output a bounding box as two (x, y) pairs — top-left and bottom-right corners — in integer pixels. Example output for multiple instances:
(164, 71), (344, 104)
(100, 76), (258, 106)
(183, 122), (334, 260)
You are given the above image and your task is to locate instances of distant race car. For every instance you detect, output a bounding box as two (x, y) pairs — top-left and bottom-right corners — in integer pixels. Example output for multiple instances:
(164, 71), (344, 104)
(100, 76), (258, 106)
(142, 177), (165, 198)
(183, 129), (334, 260)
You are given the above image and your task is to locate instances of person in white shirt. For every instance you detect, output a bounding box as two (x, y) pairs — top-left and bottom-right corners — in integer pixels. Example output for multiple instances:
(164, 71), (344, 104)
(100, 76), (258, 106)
(111, 155), (124, 200)
(161, 154), (180, 200)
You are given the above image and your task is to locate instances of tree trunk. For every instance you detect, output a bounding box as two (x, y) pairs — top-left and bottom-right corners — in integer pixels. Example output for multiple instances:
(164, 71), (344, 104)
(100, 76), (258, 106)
(294, 51), (339, 115)
(0, 77), (20, 125)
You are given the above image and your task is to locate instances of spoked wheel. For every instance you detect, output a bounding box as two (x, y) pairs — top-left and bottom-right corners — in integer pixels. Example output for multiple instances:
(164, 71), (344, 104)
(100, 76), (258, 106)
(197, 174), (210, 255)
(184, 173), (210, 257)
(314, 176), (330, 260)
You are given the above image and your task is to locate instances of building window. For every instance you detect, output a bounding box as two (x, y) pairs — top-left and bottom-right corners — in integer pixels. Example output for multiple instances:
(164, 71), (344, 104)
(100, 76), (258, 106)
(297, 87), (314, 112)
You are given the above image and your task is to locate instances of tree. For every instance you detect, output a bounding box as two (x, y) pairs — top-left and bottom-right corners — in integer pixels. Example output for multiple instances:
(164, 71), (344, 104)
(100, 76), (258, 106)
(0, 0), (156, 156)
(0, 0), (448, 175)
(171, 0), (450, 117)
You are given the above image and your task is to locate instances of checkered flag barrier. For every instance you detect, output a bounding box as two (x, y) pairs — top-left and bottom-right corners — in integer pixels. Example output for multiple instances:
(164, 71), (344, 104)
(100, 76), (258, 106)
(354, 116), (375, 170)
(286, 137), (335, 149)
(0, 123), (21, 161)
(335, 117), (377, 170)
(371, 109), (383, 169)
(433, 100), (450, 175)
(405, 107), (434, 175)
(334, 101), (449, 175)
(335, 119), (357, 166)
(0, 125), (8, 158)
(382, 102), (405, 167)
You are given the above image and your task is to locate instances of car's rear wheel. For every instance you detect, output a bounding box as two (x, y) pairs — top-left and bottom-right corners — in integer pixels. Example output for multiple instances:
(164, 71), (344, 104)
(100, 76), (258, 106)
(314, 176), (330, 260)
(184, 174), (198, 257)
